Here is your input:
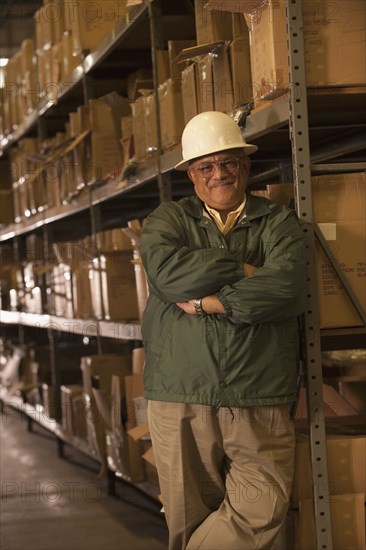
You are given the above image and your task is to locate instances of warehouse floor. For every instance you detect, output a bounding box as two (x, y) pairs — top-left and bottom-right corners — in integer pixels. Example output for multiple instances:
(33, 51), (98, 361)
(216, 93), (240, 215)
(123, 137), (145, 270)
(0, 406), (169, 550)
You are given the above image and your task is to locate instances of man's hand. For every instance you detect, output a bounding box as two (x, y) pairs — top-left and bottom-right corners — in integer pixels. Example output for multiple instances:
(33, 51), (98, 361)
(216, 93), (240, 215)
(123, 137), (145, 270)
(243, 263), (257, 277)
(176, 300), (196, 314)
(176, 295), (226, 315)
(176, 266), (257, 314)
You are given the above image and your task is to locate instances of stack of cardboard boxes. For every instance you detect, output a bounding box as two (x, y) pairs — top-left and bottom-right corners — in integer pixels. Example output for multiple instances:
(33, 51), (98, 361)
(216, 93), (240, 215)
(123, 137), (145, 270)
(8, 221), (147, 323)
(252, 180), (366, 547)
(291, 434), (366, 549)
(252, 172), (366, 331)
(205, 0), (366, 104)
(0, 0), (130, 135)
(59, 347), (154, 484)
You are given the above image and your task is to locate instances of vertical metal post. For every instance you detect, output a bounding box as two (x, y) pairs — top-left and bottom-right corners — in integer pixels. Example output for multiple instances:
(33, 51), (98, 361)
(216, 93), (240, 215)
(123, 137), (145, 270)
(47, 325), (62, 421)
(286, 1), (333, 549)
(148, 0), (172, 202)
(13, 236), (25, 346)
(37, 118), (48, 143)
(89, 200), (103, 355)
(81, 55), (94, 103)
(42, 223), (61, 420)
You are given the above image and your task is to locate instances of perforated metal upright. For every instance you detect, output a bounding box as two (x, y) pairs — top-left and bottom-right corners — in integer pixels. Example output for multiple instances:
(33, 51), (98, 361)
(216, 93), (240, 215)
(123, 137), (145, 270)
(148, 0), (172, 202)
(286, 1), (333, 548)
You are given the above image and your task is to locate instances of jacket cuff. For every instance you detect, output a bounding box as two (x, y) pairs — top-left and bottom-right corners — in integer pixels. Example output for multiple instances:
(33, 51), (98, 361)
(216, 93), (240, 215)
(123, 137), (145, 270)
(215, 291), (232, 316)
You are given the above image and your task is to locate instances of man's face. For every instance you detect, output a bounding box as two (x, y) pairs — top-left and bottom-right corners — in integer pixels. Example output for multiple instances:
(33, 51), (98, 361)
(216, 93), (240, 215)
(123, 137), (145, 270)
(187, 149), (251, 212)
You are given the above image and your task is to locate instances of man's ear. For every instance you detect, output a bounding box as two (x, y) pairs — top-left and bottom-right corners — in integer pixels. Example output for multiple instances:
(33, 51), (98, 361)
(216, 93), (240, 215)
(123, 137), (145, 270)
(187, 169), (195, 184)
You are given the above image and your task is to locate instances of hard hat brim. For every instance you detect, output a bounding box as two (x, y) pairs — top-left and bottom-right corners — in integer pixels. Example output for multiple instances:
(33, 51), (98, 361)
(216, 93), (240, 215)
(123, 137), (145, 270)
(174, 142), (258, 171)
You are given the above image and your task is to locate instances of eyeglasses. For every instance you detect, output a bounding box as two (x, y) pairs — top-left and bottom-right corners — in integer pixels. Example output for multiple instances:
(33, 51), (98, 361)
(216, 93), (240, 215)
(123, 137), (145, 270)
(190, 157), (243, 179)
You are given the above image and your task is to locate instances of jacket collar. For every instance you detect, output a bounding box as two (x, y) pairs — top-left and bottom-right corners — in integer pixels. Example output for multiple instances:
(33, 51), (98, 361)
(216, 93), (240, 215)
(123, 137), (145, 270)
(179, 193), (272, 221)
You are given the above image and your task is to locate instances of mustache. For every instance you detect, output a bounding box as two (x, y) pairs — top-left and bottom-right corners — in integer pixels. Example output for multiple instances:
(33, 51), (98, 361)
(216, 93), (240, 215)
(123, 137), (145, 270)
(208, 179), (235, 188)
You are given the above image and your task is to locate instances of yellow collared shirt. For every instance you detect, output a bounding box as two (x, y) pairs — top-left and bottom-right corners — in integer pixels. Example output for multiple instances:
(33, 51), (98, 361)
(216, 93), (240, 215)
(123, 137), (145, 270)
(205, 200), (246, 235)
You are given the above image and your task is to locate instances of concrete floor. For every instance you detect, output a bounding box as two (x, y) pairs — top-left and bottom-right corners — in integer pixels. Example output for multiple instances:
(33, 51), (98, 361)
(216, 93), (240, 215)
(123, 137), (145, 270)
(0, 405), (169, 550)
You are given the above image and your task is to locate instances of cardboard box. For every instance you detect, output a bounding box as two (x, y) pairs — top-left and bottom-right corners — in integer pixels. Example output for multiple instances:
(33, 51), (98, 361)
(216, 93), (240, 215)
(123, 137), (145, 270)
(25, 234), (45, 262)
(42, 383), (56, 419)
(126, 68), (153, 100)
(60, 384), (86, 437)
(65, 0), (128, 54)
(168, 40), (196, 80)
(100, 252), (138, 320)
(295, 384), (358, 421)
(292, 434), (366, 505)
(144, 92), (158, 157)
(194, 1), (233, 45)
(197, 54), (214, 112)
(44, 0), (65, 43)
(251, 176), (365, 329)
(229, 35), (252, 107)
(312, 172), (366, 328)
(72, 261), (94, 319)
(158, 79), (185, 150)
(251, 184), (294, 208)
(51, 41), (64, 86)
(0, 263), (23, 311)
(131, 94), (147, 162)
(22, 262), (48, 314)
(124, 373), (144, 428)
(176, 42), (234, 113)
(34, 6), (54, 50)
(156, 49), (170, 86)
(80, 353), (132, 397)
(107, 374), (131, 478)
(211, 45), (234, 113)
(62, 31), (82, 78)
(338, 381), (366, 414)
(50, 263), (73, 318)
(298, 494), (365, 550)
(20, 39), (35, 74)
(81, 355), (132, 466)
(248, 0), (366, 103)
(22, 68), (38, 113)
(88, 93), (129, 181)
(127, 421), (150, 442)
(93, 377), (147, 482)
(123, 221), (149, 321)
(181, 64), (199, 124)
(83, 392), (106, 461)
(96, 227), (133, 253)
(59, 93), (128, 193)
(142, 445), (160, 485)
(89, 244), (138, 321)
(120, 114), (134, 165)
(133, 252), (148, 320)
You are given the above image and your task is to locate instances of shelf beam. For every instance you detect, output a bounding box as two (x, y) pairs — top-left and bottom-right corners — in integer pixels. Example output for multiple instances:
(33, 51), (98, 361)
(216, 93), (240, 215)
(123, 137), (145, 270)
(0, 311), (141, 341)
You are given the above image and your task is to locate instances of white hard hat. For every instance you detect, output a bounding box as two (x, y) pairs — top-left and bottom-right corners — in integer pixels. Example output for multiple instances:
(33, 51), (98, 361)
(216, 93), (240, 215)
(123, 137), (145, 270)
(175, 111), (258, 171)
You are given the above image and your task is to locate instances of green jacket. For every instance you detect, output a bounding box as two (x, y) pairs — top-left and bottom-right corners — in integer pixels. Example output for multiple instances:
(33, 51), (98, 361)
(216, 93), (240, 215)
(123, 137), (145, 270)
(140, 193), (306, 407)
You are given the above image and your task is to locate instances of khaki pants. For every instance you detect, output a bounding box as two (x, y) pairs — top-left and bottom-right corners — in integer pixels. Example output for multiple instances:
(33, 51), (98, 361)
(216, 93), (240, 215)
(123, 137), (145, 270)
(148, 401), (295, 550)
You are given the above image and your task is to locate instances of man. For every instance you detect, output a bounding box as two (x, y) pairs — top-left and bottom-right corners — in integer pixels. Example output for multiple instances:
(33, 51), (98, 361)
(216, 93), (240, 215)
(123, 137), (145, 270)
(140, 111), (306, 550)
